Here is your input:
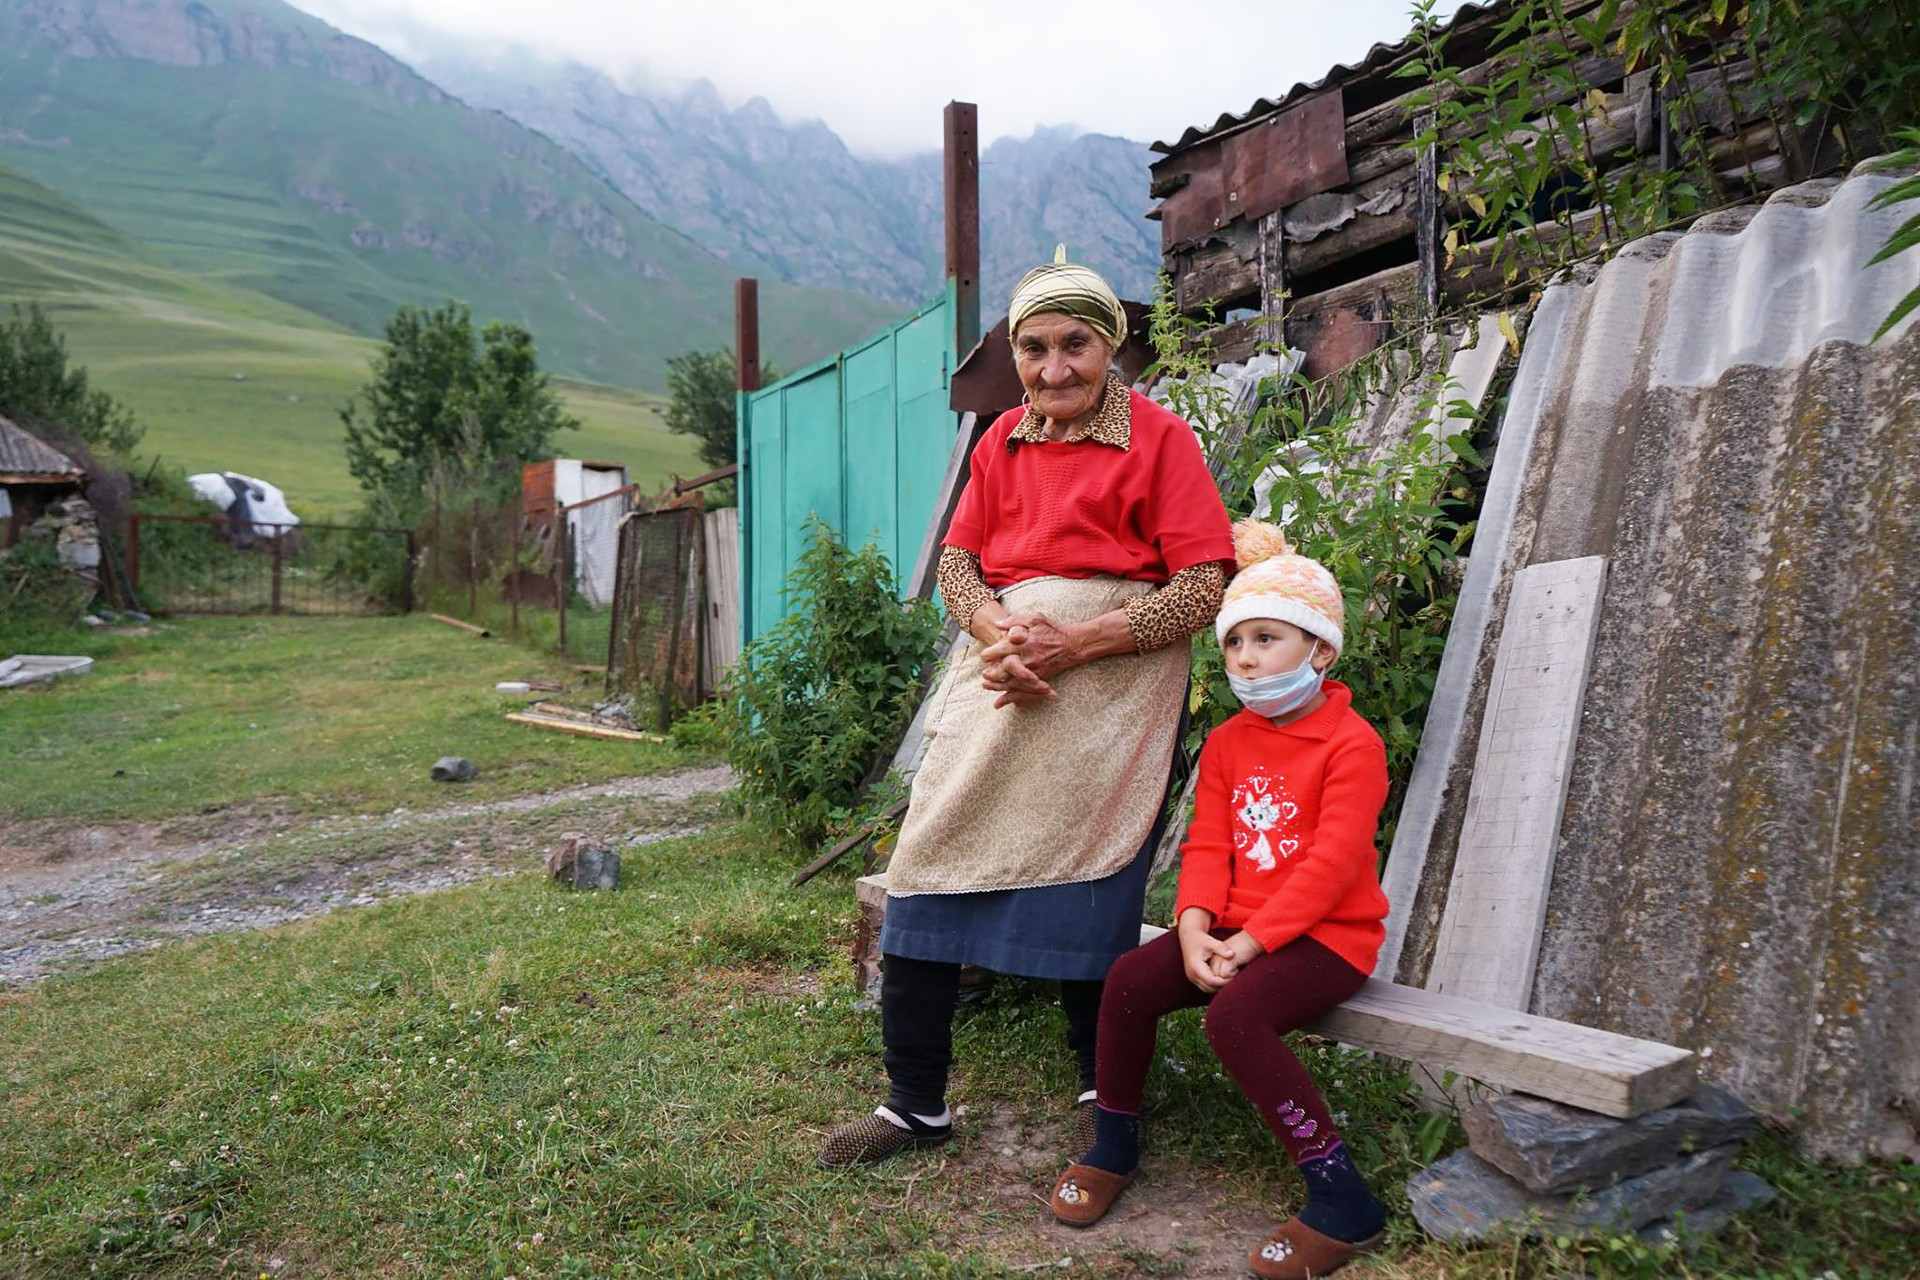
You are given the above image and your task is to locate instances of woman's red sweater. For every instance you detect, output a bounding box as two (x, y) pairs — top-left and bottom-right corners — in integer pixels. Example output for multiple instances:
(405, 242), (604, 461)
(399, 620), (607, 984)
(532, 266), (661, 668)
(1173, 682), (1392, 973)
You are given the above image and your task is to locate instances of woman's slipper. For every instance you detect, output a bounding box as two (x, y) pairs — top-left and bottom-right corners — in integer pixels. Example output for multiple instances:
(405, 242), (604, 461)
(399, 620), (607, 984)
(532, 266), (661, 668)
(1247, 1216), (1383, 1279)
(1068, 1094), (1098, 1157)
(1050, 1162), (1134, 1227)
(816, 1110), (950, 1169)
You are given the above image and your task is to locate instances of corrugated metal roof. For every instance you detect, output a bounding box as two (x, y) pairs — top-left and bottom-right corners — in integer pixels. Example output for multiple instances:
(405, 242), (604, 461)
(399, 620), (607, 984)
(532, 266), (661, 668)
(1150, 2), (1499, 154)
(1384, 160), (1920, 1160)
(0, 413), (83, 480)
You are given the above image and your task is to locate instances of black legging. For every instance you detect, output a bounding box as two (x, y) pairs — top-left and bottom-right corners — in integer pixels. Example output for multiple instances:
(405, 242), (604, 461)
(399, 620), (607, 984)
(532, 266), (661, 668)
(881, 956), (1103, 1117)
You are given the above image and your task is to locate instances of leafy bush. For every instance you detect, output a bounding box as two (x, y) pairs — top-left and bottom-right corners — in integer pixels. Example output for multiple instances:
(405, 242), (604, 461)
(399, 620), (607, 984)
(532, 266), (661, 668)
(722, 520), (943, 853)
(1148, 285), (1485, 848)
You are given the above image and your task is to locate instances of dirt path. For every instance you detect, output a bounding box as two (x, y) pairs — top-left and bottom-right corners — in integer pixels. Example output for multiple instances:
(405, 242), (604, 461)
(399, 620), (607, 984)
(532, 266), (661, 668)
(0, 766), (735, 986)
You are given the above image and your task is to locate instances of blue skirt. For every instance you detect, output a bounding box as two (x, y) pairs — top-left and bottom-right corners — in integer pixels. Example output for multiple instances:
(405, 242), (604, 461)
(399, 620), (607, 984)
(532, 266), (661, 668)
(880, 789), (1171, 982)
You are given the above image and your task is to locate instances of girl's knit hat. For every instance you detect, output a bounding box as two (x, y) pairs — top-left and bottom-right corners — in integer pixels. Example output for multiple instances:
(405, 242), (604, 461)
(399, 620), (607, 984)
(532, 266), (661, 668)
(1214, 520), (1346, 656)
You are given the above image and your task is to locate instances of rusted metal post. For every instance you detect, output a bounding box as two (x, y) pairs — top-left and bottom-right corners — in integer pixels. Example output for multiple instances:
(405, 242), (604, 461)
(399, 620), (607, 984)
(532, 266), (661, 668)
(468, 509), (479, 618)
(554, 509), (568, 659)
(735, 278), (760, 393)
(944, 100), (981, 357)
(267, 528), (282, 615)
(508, 509), (520, 639)
(126, 514), (141, 598)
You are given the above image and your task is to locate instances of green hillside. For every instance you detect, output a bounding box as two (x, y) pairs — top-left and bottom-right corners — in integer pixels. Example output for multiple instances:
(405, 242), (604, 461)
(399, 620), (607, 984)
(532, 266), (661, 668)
(0, 0), (901, 395)
(0, 161), (699, 514)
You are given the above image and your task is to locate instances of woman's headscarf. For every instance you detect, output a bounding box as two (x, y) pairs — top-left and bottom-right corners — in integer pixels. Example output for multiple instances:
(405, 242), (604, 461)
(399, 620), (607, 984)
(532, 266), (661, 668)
(1007, 244), (1128, 350)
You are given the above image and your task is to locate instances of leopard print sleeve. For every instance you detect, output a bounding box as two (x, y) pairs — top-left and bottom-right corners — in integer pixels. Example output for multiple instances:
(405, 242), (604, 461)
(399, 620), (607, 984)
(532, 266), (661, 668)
(1122, 561), (1227, 653)
(936, 545), (996, 632)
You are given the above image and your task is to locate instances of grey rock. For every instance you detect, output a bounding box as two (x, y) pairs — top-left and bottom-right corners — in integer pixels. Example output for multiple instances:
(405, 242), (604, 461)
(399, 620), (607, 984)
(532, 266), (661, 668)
(546, 830), (588, 882)
(80, 614), (105, 629)
(1464, 1086), (1760, 1193)
(1638, 1170), (1776, 1249)
(1409, 1144), (1742, 1243)
(572, 847), (620, 892)
(430, 756), (477, 782)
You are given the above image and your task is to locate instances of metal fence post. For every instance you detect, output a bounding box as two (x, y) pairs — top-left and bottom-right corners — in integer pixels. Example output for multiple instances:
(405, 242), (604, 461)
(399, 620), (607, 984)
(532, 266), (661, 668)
(270, 528), (283, 615)
(554, 509), (567, 659)
(126, 514), (141, 599)
(508, 508), (520, 640)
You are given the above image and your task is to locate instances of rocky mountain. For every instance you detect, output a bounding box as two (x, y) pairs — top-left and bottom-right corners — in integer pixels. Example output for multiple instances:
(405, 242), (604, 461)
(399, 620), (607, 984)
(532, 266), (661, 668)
(0, 0), (899, 390)
(414, 52), (1163, 316)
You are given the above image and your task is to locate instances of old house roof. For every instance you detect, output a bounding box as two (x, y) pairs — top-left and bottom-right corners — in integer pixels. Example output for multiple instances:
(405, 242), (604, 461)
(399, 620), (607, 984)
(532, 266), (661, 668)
(1150, 2), (1499, 153)
(1380, 160), (1920, 1161)
(0, 413), (85, 484)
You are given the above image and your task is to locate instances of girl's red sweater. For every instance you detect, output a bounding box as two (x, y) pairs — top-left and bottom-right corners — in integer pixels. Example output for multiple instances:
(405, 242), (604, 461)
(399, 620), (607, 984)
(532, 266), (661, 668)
(1173, 682), (1392, 973)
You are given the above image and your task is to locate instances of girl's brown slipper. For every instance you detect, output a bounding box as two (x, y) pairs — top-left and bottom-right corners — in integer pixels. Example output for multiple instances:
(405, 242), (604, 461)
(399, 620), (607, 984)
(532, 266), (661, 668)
(1247, 1216), (1383, 1279)
(1050, 1162), (1135, 1227)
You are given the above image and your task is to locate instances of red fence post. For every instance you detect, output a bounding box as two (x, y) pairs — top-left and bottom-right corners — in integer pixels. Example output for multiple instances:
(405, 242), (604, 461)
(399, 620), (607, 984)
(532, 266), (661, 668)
(944, 100), (981, 357)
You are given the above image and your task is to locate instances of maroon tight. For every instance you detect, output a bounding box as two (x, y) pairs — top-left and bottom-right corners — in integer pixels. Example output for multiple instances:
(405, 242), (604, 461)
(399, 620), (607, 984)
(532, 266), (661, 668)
(1095, 928), (1367, 1163)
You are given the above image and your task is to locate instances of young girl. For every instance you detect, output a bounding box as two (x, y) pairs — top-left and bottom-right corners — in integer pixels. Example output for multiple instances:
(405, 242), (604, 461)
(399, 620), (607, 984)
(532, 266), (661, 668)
(1048, 520), (1392, 1280)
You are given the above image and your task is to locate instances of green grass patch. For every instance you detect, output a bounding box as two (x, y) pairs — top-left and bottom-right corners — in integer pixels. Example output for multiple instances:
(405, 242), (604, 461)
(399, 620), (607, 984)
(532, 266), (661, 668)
(0, 615), (699, 824)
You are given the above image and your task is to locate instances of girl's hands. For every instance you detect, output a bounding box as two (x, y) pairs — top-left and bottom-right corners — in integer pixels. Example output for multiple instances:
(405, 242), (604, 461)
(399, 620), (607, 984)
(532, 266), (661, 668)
(1177, 909), (1236, 993)
(1204, 931), (1266, 984)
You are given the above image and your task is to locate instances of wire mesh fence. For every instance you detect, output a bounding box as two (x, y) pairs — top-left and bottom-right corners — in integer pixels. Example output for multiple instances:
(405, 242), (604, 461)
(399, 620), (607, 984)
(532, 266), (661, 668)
(607, 501), (706, 731)
(128, 514), (411, 616)
(554, 486), (632, 669)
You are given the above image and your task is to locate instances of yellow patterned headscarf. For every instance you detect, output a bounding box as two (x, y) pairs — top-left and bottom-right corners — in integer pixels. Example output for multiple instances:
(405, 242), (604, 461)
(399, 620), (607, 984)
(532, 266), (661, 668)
(1008, 244), (1128, 350)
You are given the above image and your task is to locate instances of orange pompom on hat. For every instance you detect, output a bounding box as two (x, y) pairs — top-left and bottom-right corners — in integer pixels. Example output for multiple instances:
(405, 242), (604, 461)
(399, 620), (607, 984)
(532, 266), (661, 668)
(1214, 519), (1346, 655)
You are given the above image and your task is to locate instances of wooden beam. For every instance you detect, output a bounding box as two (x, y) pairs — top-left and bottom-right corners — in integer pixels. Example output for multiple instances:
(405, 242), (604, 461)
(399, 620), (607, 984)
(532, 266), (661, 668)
(905, 413), (983, 604)
(1425, 556), (1609, 1009)
(505, 712), (665, 743)
(944, 101), (981, 358)
(430, 613), (490, 638)
(1416, 110), (1442, 316)
(673, 463), (738, 494)
(735, 278), (760, 393)
(1258, 209), (1286, 353)
(1317, 979), (1696, 1119)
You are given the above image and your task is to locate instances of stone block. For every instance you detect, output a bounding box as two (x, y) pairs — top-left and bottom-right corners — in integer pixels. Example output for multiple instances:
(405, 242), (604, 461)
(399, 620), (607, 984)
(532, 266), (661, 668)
(1464, 1086), (1760, 1194)
(547, 831), (587, 882)
(573, 847), (620, 891)
(1408, 1143), (1741, 1243)
(430, 756), (477, 782)
(1638, 1170), (1776, 1249)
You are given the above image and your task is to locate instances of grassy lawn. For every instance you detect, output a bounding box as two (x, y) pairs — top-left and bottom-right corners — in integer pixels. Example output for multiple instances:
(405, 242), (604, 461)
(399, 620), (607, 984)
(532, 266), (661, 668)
(0, 615), (689, 825)
(1, 617), (1911, 1278)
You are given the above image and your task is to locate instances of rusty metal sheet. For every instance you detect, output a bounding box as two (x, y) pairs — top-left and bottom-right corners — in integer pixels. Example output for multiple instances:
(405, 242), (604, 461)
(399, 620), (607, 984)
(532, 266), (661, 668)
(1223, 91), (1349, 225)
(1155, 140), (1225, 251)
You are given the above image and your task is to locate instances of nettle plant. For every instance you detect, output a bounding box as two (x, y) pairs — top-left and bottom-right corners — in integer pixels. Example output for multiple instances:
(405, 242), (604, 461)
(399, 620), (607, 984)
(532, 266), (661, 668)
(723, 519), (944, 854)
(1397, 0), (1920, 302)
(1148, 289), (1484, 850)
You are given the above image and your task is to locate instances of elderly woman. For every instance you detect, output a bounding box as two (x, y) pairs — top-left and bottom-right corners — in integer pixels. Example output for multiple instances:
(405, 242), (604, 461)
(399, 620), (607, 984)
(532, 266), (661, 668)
(819, 249), (1235, 1168)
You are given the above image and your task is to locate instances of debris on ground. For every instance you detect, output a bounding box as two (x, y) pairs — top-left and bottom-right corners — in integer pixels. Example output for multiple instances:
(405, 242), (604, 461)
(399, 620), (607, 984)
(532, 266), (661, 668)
(0, 655), (94, 689)
(430, 756), (478, 782)
(494, 681), (533, 694)
(508, 704), (665, 743)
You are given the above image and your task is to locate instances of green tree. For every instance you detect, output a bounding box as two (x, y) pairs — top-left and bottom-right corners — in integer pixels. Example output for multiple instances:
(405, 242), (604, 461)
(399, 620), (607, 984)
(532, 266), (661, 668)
(664, 347), (775, 471)
(342, 301), (577, 511)
(0, 304), (142, 455)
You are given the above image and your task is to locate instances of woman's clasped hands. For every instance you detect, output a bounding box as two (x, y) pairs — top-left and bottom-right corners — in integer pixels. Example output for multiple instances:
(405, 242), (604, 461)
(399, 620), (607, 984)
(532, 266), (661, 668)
(978, 611), (1077, 709)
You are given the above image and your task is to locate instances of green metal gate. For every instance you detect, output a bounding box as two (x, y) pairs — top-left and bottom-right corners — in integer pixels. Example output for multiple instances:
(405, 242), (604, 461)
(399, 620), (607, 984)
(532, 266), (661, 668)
(738, 286), (961, 645)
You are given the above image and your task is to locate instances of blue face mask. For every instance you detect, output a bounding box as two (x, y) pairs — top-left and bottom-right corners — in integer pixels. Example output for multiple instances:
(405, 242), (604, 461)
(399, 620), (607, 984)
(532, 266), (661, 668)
(1227, 641), (1324, 719)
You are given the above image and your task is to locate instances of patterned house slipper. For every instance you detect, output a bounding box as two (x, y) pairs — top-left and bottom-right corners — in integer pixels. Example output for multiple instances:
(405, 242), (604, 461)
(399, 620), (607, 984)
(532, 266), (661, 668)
(816, 1111), (950, 1169)
(1068, 1096), (1099, 1158)
(1050, 1162), (1135, 1227)
(1247, 1216), (1383, 1279)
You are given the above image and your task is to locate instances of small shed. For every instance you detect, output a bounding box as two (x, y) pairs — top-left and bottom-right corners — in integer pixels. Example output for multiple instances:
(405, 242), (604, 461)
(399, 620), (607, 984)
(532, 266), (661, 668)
(0, 413), (85, 548)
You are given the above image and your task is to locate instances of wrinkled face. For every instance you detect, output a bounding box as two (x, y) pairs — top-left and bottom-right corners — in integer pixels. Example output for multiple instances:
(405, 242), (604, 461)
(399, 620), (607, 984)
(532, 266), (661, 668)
(1012, 313), (1112, 425)
(1223, 617), (1333, 679)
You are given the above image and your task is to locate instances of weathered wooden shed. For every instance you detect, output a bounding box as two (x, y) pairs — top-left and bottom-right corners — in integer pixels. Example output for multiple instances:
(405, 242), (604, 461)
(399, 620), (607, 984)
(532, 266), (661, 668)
(0, 412), (85, 547)
(1148, 0), (1839, 378)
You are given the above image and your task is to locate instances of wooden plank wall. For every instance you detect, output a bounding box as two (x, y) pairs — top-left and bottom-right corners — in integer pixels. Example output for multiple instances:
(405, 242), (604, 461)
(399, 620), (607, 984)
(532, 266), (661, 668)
(1424, 556), (1608, 1009)
(702, 506), (741, 695)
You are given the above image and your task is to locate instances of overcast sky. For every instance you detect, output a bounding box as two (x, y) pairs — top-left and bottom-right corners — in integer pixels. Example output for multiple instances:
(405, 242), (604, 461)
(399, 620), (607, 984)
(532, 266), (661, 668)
(291, 0), (1466, 155)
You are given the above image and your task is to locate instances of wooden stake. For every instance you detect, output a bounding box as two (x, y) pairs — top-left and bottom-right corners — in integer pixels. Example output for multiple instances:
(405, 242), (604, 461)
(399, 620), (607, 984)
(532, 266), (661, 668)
(505, 712), (665, 743)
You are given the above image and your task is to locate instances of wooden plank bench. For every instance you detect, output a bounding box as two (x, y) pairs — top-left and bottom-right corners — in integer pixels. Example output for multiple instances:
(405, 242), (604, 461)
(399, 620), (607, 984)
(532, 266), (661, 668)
(854, 873), (1694, 1120)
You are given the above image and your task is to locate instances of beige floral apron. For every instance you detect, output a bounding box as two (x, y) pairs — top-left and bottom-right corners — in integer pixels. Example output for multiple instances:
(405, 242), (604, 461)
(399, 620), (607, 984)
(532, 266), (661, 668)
(884, 575), (1189, 896)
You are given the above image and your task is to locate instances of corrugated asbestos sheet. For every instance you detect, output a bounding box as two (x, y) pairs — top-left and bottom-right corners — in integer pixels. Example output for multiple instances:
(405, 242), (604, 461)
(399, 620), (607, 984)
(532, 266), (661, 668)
(1386, 161), (1919, 1161)
(0, 413), (83, 478)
